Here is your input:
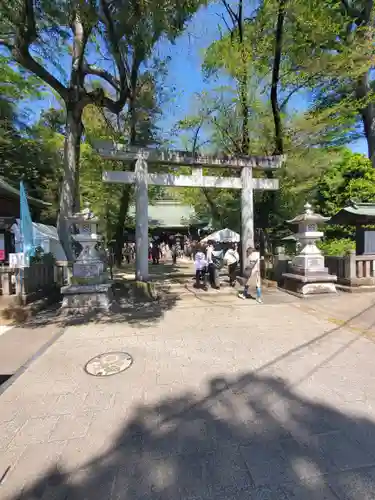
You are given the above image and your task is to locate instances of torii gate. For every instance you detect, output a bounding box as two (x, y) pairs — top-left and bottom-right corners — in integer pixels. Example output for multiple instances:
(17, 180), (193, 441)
(94, 142), (284, 281)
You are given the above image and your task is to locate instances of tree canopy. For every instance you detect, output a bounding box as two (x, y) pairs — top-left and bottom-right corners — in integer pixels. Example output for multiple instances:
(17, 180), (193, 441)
(0, 0), (374, 257)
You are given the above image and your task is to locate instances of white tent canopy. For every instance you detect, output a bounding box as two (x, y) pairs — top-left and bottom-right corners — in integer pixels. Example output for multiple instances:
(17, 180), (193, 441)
(11, 219), (67, 261)
(201, 228), (240, 243)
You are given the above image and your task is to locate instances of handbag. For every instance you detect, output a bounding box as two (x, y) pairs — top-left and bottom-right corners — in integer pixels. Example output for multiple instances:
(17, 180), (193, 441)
(244, 259), (259, 278)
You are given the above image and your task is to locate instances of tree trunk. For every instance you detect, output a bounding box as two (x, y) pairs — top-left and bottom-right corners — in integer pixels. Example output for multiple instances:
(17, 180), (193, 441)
(239, 75), (249, 154)
(356, 72), (375, 168)
(113, 91), (138, 267)
(114, 185), (134, 266)
(202, 188), (224, 226)
(237, 0), (249, 155)
(57, 105), (83, 261)
(271, 0), (285, 156)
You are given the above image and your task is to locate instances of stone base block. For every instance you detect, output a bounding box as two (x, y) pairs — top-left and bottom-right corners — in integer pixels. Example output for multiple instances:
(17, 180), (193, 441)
(281, 272), (337, 298)
(61, 283), (114, 313)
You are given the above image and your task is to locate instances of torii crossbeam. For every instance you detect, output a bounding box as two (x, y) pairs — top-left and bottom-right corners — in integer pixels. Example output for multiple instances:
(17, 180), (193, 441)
(95, 142), (285, 281)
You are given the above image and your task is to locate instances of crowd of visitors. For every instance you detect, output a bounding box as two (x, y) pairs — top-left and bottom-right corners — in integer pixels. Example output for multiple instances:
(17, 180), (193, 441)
(118, 236), (261, 302)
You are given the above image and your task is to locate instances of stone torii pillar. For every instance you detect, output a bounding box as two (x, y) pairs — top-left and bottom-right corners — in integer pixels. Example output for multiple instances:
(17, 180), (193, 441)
(241, 166), (254, 267)
(134, 151), (149, 281)
(95, 143), (284, 281)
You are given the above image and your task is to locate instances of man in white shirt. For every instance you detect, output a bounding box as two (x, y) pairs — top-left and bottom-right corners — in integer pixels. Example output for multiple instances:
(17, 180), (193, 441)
(224, 244), (239, 287)
(194, 246), (208, 289)
(206, 241), (219, 288)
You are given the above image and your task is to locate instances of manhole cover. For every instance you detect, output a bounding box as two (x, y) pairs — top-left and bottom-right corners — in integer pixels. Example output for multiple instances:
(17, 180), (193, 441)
(85, 352), (133, 377)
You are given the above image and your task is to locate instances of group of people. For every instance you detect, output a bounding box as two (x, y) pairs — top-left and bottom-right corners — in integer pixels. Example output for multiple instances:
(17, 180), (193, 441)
(122, 240), (181, 266)
(149, 240), (182, 265)
(194, 241), (262, 302)
(194, 241), (239, 289)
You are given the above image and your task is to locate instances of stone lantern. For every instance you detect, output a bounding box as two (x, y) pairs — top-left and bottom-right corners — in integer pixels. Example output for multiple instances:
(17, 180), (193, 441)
(70, 202), (103, 275)
(61, 202), (113, 312)
(282, 203), (337, 296)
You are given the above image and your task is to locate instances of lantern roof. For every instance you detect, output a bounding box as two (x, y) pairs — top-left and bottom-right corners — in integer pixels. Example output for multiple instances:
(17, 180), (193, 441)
(287, 203), (329, 225)
(68, 202), (99, 223)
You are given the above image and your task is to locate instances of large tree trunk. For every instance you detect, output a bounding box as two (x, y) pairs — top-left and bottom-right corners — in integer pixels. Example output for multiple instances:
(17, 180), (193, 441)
(260, 0), (286, 251)
(114, 185), (134, 266)
(237, 0), (249, 154)
(239, 75), (249, 154)
(113, 90), (138, 267)
(271, 0), (285, 156)
(57, 105), (83, 261)
(356, 72), (375, 168)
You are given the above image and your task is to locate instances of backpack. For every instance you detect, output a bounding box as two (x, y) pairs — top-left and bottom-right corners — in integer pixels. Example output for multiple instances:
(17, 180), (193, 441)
(212, 249), (224, 269)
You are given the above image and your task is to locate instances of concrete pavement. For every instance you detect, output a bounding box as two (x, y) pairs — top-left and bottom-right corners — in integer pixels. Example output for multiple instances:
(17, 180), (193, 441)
(1, 293), (375, 498)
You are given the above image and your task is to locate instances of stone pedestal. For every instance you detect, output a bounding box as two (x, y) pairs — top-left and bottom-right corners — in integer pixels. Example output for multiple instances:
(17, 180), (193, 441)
(61, 283), (114, 312)
(282, 272), (337, 297)
(282, 203), (337, 298)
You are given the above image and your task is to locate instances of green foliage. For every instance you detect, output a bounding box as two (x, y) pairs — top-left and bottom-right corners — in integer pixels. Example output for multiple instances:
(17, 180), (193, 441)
(315, 151), (375, 217)
(317, 238), (355, 256)
(30, 248), (56, 265)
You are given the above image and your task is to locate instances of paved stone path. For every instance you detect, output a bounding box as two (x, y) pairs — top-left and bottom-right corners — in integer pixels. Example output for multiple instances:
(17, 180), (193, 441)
(2, 295), (375, 499)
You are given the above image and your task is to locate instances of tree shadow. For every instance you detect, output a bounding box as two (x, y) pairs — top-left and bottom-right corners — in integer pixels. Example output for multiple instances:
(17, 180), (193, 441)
(12, 371), (375, 500)
(16, 282), (179, 330)
(114, 261), (194, 280)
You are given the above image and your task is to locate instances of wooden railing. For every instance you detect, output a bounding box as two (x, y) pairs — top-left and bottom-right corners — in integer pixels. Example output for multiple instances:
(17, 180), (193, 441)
(0, 261), (72, 302)
(325, 251), (375, 287)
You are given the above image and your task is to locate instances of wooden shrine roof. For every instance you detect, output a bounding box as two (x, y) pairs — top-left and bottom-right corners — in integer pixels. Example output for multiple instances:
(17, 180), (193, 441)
(328, 202), (375, 225)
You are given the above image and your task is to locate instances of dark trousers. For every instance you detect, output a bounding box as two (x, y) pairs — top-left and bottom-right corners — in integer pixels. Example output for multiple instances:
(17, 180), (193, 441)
(195, 268), (207, 288)
(208, 263), (219, 288)
(228, 262), (237, 286)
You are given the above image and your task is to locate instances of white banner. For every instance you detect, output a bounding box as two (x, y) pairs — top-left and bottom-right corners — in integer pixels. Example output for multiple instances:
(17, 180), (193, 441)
(9, 252), (27, 268)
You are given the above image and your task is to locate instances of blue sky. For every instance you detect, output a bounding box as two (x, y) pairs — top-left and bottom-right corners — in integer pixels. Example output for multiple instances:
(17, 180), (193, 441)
(23, 2), (368, 155)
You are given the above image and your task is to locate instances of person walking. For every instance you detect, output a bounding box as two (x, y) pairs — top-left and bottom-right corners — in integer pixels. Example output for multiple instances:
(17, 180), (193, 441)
(224, 244), (239, 287)
(206, 241), (223, 289)
(171, 242), (177, 264)
(151, 241), (160, 265)
(194, 245), (208, 290)
(123, 243), (131, 264)
(238, 246), (262, 303)
(206, 241), (215, 288)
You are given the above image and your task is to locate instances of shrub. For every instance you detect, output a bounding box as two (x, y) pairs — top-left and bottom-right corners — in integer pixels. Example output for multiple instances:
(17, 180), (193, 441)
(317, 238), (355, 256)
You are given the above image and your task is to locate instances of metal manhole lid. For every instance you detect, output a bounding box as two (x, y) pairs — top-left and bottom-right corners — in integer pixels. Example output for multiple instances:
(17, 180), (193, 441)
(84, 352), (133, 377)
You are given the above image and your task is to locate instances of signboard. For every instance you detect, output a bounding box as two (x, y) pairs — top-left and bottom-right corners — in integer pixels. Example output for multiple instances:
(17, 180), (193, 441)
(9, 252), (27, 268)
(0, 233), (5, 261)
(73, 262), (102, 278)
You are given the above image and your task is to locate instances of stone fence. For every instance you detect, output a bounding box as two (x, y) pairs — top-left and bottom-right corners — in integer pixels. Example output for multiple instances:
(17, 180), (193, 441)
(325, 250), (375, 288)
(274, 250), (375, 289)
(0, 261), (72, 303)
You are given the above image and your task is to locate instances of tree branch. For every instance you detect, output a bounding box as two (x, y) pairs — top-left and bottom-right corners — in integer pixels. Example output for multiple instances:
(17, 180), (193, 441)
(70, 9), (91, 87)
(13, 47), (68, 100)
(221, 0), (239, 28)
(5, 0), (68, 100)
(21, 0), (38, 46)
(83, 64), (120, 91)
(212, 116), (242, 154)
(217, 13), (232, 34)
(100, 0), (129, 113)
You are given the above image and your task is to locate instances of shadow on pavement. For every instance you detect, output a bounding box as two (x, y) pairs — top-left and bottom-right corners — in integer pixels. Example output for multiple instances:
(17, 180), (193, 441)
(17, 281), (179, 330)
(13, 371), (375, 500)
